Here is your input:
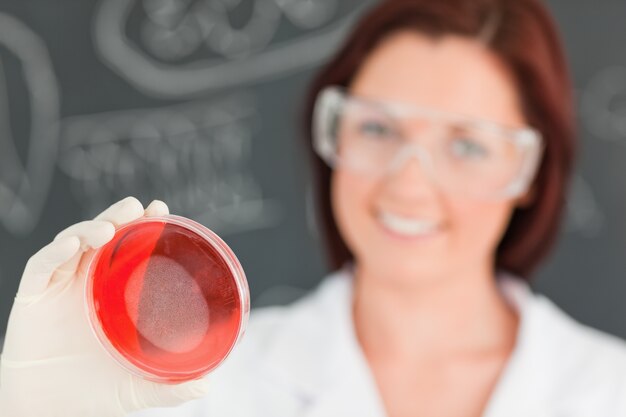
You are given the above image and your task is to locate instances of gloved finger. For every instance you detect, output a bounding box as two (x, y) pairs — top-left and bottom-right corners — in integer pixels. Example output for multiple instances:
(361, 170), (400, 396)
(93, 196), (145, 227)
(17, 236), (81, 298)
(50, 220), (116, 287)
(144, 200), (169, 217)
(54, 220), (116, 249)
(53, 201), (168, 291)
(51, 249), (96, 290)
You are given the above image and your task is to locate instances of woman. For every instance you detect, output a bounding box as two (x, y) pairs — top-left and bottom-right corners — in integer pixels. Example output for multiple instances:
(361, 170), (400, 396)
(2, 0), (626, 416)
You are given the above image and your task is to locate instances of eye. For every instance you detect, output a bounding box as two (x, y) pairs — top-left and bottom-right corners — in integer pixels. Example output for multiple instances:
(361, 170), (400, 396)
(450, 137), (489, 159)
(358, 120), (397, 139)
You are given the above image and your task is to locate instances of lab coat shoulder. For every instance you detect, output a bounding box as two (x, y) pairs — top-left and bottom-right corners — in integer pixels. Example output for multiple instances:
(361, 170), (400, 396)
(528, 292), (626, 413)
(201, 272), (357, 415)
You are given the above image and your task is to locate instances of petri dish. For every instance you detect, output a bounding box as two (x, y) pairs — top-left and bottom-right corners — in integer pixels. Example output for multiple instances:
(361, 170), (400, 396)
(85, 214), (249, 383)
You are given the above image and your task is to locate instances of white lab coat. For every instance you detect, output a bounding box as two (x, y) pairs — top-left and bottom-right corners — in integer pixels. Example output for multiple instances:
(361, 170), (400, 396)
(130, 268), (626, 417)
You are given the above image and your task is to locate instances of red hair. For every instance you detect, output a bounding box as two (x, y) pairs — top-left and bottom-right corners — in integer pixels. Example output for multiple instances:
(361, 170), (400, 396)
(302, 0), (576, 279)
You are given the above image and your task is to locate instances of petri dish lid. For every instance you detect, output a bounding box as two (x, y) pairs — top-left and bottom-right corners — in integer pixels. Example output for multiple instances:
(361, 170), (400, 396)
(85, 214), (250, 383)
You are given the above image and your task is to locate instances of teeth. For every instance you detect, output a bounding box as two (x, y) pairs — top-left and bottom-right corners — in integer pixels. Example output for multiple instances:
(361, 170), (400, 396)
(378, 212), (439, 236)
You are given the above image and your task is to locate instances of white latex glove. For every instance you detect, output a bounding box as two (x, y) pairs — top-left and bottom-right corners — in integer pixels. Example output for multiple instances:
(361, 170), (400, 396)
(0, 197), (211, 417)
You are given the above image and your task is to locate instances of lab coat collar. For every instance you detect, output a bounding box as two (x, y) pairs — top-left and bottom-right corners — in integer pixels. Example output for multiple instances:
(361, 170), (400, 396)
(260, 268), (554, 417)
(482, 272), (552, 417)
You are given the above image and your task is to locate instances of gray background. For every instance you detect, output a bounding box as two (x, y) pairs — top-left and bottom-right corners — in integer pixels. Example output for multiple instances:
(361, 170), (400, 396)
(1, 0), (626, 345)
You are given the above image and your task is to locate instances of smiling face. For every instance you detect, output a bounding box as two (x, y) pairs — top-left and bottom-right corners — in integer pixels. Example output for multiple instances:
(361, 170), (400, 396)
(332, 31), (528, 285)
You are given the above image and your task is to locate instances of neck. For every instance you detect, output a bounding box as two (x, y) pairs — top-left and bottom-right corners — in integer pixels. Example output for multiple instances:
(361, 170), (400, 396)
(351, 263), (519, 361)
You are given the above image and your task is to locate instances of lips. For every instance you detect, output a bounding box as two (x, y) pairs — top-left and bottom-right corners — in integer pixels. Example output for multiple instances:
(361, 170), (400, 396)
(377, 211), (441, 237)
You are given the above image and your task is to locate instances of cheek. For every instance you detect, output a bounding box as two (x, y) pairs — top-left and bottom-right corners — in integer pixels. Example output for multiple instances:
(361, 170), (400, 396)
(331, 169), (376, 259)
(448, 199), (515, 257)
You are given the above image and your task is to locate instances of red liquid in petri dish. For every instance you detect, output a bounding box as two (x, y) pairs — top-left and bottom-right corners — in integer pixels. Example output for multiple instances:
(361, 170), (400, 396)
(87, 216), (249, 383)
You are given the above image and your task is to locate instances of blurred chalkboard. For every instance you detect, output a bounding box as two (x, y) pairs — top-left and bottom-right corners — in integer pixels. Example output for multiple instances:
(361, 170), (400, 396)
(1, 0), (626, 345)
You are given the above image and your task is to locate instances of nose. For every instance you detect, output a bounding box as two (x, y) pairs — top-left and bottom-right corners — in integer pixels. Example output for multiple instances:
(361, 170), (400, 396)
(383, 144), (438, 194)
(387, 143), (432, 176)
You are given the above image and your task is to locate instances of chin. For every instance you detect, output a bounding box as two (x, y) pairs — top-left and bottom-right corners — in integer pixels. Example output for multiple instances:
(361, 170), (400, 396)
(361, 256), (447, 288)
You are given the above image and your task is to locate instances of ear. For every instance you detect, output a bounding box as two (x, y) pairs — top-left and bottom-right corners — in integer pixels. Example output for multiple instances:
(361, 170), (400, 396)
(515, 185), (536, 208)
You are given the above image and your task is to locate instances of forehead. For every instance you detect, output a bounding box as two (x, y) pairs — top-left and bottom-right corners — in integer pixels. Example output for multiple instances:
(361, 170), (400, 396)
(349, 31), (525, 127)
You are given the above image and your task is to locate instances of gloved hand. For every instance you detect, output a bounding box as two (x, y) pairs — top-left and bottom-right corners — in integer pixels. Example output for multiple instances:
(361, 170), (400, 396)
(0, 197), (211, 417)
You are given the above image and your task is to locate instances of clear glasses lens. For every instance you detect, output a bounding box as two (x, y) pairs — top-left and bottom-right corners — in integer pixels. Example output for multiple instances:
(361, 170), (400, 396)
(314, 87), (542, 199)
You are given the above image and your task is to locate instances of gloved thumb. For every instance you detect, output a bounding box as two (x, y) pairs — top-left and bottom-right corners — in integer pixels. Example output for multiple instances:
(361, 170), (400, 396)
(153, 377), (212, 406)
(122, 376), (211, 412)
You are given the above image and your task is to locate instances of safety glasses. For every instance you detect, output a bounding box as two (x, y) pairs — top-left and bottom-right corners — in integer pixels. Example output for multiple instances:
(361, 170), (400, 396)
(313, 86), (543, 200)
